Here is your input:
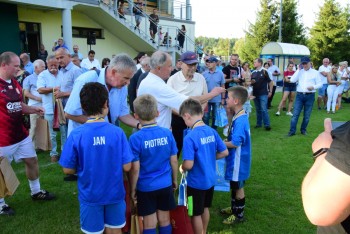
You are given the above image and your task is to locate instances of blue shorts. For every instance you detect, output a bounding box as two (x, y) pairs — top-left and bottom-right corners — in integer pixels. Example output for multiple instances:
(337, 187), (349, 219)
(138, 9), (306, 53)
(80, 202), (126, 234)
(318, 84), (328, 97)
(137, 186), (176, 216)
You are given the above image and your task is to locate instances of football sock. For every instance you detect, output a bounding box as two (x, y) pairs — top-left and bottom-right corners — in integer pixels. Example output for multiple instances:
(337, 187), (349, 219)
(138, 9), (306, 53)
(29, 178), (40, 195)
(235, 197), (245, 219)
(143, 228), (157, 234)
(231, 190), (236, 215)
(159, 224), (172, 234)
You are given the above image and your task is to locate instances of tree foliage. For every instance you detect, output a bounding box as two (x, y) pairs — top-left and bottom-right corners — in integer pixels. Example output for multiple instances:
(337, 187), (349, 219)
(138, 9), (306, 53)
(195, 36), (237, 59)
(239, 0), (279, 64)
(308, 0), (350, 67)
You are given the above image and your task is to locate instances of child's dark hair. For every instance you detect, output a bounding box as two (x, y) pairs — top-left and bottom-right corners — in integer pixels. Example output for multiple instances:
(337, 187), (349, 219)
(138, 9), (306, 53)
(227, 86), (248, 105)
(179, 98), (202, 116)
(80, 82), (108, 115)
(133, 94), (158, 121)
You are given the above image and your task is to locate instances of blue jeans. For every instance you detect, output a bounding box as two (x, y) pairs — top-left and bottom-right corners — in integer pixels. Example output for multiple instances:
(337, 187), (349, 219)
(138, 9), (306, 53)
(203, 102), (219, 129)
(289, 93), (315, 134)
(253, 95), (270, 127)
(45, 114), (67, 156)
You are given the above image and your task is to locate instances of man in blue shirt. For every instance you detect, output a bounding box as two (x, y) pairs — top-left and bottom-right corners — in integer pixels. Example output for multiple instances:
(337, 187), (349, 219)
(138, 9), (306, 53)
(65, 53), (139, 136)
(203, 56), (226, 130)
(20, 53), (34, 74)
(52, 38), (69, 52)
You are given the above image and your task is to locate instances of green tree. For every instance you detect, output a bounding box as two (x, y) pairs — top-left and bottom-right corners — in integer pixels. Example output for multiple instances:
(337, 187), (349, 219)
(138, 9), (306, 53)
(308, 0), (350, 67)
(279, 0), (306, 44)
(240, 0), (279, 64)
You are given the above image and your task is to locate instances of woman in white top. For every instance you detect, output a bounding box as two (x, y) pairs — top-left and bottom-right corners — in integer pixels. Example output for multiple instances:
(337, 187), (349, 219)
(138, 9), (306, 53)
(326, 65), (341, 113)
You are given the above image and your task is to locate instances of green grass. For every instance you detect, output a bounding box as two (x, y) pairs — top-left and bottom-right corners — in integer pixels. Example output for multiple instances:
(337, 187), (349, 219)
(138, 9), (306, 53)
(1, 92), (349, 233)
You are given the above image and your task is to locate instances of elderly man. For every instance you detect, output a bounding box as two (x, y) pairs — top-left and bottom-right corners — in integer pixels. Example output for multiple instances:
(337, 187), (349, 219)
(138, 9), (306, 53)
(0, 52), (55, 216)
(37, 55), (64, 162)
(138, 50), (225, 129)
(72, 45), (84, 61)
(23, 59), (45, 146)
(52, 38), (69, 52)
(65, 53), (139, 136)
(167, 51), (208, 157)
(81, 50), (101, 70)
(287, 57), (323, 136)
(19, 53), (34, 74)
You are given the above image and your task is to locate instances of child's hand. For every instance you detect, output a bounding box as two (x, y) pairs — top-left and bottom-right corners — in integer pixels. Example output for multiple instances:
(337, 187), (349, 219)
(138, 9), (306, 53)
(179, 165), (184, 174)
(172, 180), (178, 191)
(131, 190), (137, 204)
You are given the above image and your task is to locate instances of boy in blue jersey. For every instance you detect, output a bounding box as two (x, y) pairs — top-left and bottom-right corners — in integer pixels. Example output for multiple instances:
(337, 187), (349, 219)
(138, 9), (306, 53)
(59, 82), (133, 234)
(220, 86), (252, 225)
(179, 99), (228, 234)
(129, 94), (178, 234)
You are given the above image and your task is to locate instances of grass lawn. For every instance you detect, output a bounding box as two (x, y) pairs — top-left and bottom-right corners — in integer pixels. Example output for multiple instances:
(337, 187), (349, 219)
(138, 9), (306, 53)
(1, 92), (349, 233)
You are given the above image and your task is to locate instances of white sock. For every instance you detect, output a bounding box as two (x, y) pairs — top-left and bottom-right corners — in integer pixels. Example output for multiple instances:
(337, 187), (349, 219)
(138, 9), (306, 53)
(29, 178), (41, 195)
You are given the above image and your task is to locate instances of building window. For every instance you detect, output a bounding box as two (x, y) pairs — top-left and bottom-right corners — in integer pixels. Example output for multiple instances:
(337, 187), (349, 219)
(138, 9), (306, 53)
(61, 26), (104, 39)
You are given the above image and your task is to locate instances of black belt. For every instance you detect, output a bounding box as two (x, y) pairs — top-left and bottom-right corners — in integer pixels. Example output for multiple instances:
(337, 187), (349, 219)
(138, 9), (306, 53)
(297, 92), (314, 95)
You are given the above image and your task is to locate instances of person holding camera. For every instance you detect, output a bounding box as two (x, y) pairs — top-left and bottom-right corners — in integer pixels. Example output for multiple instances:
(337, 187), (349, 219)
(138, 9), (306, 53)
(276, 62), (296, 116)
(52, 38), (69, 52)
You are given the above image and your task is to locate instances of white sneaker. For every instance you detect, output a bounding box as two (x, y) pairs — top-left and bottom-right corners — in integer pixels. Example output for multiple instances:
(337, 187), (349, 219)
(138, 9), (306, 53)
(275, 111), (280, 116)
(286, 112), (293, 116)
(223, 126), (229, 137)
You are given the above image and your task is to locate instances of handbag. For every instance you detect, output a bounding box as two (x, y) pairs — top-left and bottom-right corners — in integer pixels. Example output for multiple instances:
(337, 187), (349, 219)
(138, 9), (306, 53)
(55, 98), (66, 125)
(215, 105), (228, 127)
(35, 117), (52, 151)
(53, 94), (60, 131)
(22, 90), (30, 130)
(130, 206), (143, 234)
(214, 158), (230, 192)
(0, 157), (20, 198)
(170, 172), (194, 234)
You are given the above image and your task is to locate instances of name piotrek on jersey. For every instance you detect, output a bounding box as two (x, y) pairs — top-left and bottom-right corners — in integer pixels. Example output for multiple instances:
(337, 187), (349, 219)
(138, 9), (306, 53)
(200, 135), (215, 145)
(144, 137), (168, 148)
(93, 136), (106, 146)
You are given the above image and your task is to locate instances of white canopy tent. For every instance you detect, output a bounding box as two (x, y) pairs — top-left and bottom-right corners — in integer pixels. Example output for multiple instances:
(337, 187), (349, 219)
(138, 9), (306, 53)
(260, 42), (310, 85)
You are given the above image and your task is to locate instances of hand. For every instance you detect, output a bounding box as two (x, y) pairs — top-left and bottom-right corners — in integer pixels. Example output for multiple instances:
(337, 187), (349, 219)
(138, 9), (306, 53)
(268, 92), (272, 98)
(179, 165), (184, 174)
(131, 190), (137, 205)
(54, 89), (64, 99)
(172, 180), (178, 191)
(307, 86), (314, 91)
(251, 79), (256, 85)
(312, 118), (333, 153)
(210, 87), (225, 96)
(33, 106), (45, 116)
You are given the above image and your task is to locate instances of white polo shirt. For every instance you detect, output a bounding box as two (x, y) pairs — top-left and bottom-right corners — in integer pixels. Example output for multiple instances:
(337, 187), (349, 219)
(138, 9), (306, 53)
(318, 65), (331, 84)
(167, 71), (208, 96)
(138, 72), (188, 129)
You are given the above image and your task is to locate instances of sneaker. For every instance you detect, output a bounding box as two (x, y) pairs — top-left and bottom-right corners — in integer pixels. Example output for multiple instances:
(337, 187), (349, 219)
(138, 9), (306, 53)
(31, 190), (56, 201)
(220, 207), (232, 215)
(275, 111), (280, 116)
(286, 112), (293, 116)
(222, 214), (245, 225)
(0, 204), (15, 216)
(223, 126), (229, 137)
(265, 126), (271, 131)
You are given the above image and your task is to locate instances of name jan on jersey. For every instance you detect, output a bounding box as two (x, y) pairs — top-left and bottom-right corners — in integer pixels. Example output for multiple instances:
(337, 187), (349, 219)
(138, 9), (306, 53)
(93, 136), (106, 146)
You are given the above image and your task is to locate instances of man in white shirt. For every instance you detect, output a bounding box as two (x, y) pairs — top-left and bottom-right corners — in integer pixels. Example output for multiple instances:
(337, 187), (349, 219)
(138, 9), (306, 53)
(267, 58), (280, 109)
(137, 50), (225, 129)
(287, 57), (323, 136)
(80, 50), (101, 70)
(318, 58), (331, 110)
